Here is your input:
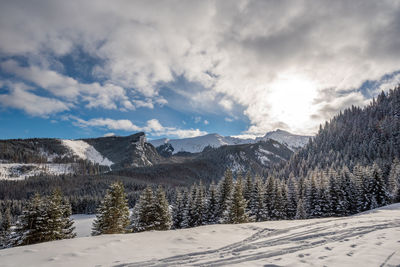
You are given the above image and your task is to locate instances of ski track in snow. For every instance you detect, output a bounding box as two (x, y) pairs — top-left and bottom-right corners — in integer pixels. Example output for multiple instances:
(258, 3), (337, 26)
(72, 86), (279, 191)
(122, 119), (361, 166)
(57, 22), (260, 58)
(1, 204), (400, 267)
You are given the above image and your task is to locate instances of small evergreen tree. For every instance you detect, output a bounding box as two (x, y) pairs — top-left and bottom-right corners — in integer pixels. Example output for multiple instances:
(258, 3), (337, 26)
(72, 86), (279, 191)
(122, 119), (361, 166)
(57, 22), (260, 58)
(172, 190), (185, 229)
(223, 177), (249, 224)
(249, 175), (266, 221)
(131, 186), (156, 232)
(388, 158), (400, 202)
(218, 169), (234, 217)
(12, 194), (47, 246)
(153, 186), (172, 231)
(295, 198), (307, 219)
(0, 208), (11, 248)
(205, 182), (219, 224)
(92, 182), (130, 235)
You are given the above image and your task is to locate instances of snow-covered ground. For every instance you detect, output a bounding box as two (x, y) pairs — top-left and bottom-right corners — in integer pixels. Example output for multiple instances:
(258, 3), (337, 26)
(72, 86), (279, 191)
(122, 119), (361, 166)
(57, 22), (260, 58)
(0, 163), (76, 180)
(62, 140), (113, 167)
(1, 204), (400, 266)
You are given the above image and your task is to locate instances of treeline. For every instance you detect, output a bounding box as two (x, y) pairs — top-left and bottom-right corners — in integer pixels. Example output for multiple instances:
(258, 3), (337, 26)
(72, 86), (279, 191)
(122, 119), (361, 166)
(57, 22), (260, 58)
(272, 86), (400, 180)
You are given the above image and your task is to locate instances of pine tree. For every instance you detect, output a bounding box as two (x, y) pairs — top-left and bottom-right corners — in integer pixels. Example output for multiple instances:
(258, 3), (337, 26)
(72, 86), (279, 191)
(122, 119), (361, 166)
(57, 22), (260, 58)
(205, 182), (219, 224)
(244, 172), (253, 202)
(218, 169), (234, 217)
(295, 198), (307, 219)
(0, 208), (11, 248)
(12, 194), (47, 246)
(223, 177), (249, 224)
(43, 189), (76, 241)
(286, 174), (298, 219)
(264, 176), (276, 219)
(92, 182), (130, 235)
(369, 163), (389, 207)
(249, 175), (266, 221)
(172, 190), (185, 229)
(131, 186), (156, 232)
(153, 186), (172, 231)
(388, 158), (400, 202)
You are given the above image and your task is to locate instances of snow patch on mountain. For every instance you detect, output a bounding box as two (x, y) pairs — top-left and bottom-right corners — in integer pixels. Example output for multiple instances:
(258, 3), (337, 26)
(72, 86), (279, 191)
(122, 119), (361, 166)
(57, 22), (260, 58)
(150, 130), (311, 154)
(0, 163), (75, 180)
(62, 140), (113, 167)
(257, 129), (311, 150)
(149, 134), (254, 154)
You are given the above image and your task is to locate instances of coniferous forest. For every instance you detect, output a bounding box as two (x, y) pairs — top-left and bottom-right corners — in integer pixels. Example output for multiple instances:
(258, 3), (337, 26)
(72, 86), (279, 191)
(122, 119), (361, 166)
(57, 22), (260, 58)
(1, 86), (400, 248)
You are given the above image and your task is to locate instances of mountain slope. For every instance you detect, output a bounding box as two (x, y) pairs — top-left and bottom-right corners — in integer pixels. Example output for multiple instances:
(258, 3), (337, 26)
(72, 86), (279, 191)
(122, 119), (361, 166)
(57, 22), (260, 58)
(274, 86), (400, 179)
(256, 129), (311, 150)
(1, 203), (399, 267)
(0, 133), (161, 179)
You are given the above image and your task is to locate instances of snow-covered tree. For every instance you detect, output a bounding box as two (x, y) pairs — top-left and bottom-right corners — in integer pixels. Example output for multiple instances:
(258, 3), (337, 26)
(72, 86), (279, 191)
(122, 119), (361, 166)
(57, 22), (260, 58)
(12, 194), (48, 246)
(244, 172), (253, 202)
(223, 177), (249, 224)
(172, 190), (186, 229)
(295, 198), (307, 219)
(205, 182), (219, 224)
(218, 169), (234, 217)
(92, 182), (130, 235)
(131, 186), (156, 232)
(249, 175), (266, 221)
(153, 186), (172, 231)
(388, 158), (400, 202)
(286, 174), (298, 219)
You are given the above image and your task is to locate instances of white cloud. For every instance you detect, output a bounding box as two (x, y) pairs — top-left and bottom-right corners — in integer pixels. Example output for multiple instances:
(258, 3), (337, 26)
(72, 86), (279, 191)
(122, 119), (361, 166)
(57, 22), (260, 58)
(204, 120), (209, 125)
(225, 117), (234, 122)
(103, 132), (115, 137)
(72, 117), (207, 139)
(194, 116), (202, 124)
(0, 82), (70, 117)
(1, 1), (400, 135)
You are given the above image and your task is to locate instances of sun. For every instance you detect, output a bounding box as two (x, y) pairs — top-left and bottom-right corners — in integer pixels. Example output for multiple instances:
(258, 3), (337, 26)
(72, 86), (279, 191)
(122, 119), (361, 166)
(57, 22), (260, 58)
(267, 74), (318, 132)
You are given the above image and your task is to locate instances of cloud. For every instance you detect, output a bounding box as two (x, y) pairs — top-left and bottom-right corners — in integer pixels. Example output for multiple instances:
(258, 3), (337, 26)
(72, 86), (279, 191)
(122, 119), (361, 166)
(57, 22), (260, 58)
(1, 1), (400, 135)
(71, 117), (207, 138)
(0, 82), (70, 117)
(204, 120), (209, 125)
(103, 132), (115, 137)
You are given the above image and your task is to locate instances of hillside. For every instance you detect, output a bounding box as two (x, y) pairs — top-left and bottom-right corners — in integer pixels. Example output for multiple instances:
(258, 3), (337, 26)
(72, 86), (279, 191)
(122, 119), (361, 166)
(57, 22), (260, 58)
(1, 203), (399, 266)
(273, 86), (400, 179)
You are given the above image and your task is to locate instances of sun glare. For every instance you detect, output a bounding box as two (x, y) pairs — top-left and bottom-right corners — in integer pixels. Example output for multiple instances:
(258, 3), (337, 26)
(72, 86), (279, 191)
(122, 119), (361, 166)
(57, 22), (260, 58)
(267, 75), (318, 132)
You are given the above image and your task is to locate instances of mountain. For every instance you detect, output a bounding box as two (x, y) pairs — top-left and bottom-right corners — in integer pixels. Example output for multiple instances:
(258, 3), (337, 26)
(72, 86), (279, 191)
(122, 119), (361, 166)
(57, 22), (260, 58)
(149, 130), (310, 155)
(0, 132), (161, 179)
(149, 133), (254, 155)
(255, 129), (311, 150)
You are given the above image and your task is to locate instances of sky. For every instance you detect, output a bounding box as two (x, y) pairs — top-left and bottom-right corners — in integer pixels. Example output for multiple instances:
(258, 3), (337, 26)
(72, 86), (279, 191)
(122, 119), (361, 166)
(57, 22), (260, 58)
(1, 0), (400, 140)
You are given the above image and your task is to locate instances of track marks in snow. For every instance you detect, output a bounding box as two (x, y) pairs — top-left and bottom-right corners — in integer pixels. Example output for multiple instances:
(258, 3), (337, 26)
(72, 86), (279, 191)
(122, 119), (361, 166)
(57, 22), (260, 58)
(120, 217), (400, 267)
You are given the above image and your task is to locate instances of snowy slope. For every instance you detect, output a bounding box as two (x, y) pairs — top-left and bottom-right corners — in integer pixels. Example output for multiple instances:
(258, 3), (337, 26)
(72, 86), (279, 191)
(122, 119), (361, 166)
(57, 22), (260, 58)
(1, 204), (399, 266)
(62, 140), (113, 167)
(149, 133), (254, 154)
(0, 163), (75, 180)
(256, 129), (311, 150)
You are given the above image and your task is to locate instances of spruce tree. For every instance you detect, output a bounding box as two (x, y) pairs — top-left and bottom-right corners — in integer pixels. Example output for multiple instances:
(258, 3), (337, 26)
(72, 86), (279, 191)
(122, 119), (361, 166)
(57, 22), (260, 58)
(295, 198), (307, 219)
(286, 174), (298, 219)
(388, 158), (400, 202)
(249, 175), (266, 221)
(92, 182), (130, 235)
(0, 208), (11, 248)
(244, 172), (253, 202)
(218, 169), (234, 217)
(205, 182), (219, 224)
(153, 186), (172, 231)
(12, 194), (47, 246)
(264, 176), (276, 219)
(131, 186), (156, 232)
(223, 177), (249, 224)
(172, 190), (185, 229)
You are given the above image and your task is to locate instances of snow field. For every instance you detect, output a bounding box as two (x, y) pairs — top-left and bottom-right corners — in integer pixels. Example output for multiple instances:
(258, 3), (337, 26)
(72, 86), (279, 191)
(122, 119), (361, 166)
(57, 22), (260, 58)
(1, 204), (399, 266)
(62, 140), (113, 167)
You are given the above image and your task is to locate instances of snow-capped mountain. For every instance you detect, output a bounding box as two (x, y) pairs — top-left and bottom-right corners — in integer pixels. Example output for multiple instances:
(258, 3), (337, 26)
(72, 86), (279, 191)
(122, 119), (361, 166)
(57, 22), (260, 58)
(256, 129), (311, 150)
(149, 133), (254, 154)
(149, 130), (311, 155)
